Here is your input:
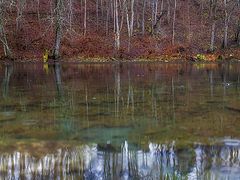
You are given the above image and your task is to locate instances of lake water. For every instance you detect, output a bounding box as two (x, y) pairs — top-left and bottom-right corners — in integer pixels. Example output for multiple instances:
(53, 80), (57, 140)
(0, 62), (240, 179)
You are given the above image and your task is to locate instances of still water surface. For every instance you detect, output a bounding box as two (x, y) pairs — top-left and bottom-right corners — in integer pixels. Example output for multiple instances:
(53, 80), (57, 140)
(0, 62), (240, 179)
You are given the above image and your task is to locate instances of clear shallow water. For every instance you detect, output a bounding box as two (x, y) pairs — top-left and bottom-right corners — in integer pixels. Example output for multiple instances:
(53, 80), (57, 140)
(0, 62), (240, 179)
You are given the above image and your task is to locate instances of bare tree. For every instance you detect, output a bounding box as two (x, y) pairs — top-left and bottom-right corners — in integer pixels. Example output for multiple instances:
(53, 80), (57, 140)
(172, 0), (177, 45)
(68, 0), (73, 30)
(222, 0), (238, 48)
(0, 1), (13, 58)
(114, 0), (120, 51)
(153, 11), (166, 34)
(167, 0), (171, 24)
(84, 0), (87, 36)
(153, 4), (166, 35)
(236, 1), (240, 46)
(151, 0), (159, 33)
(52, 0), (65, 59)
(142, 0), (146, 34)
(105, 0), (110, 35)
(16, 0), (26, 31)
(130, 0), (135, 37)
(96, 0), (99, 30)
(237, 20), (240, 46)
(209, 0), (218, 52)
(124, 0), (135, 50)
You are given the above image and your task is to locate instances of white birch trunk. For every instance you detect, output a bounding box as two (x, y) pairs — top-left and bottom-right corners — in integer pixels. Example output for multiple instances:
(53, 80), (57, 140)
(115, 0), (120, 51)
(142, 0), (146, 34)
(130, 0), (135, 37)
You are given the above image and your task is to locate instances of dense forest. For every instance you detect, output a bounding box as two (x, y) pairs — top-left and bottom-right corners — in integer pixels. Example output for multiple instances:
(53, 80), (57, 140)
(0, 0), (239, 60)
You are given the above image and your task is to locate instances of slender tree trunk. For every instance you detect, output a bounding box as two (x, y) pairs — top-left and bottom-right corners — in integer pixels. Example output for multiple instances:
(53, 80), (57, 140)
(124, 0), (134, 51)
(106, 1), (109, 35)
(113, 0), (116, 33)
(96, 0), (99, 30)
(120, 0), (126, 31)
(237, 3), (240, 46)
(125, 1), (130, 37)
(16, 0), (27, 32)
(160, 0), (164, 14)
(154, 0), (159, 26)
(187, 0), (191, 43)
(153, 0), (165, 35)
(130, 0), (135, 37)
(53, 0), (63, 59)
(151, 0), (155, 33)
(172, 0), (177, 45)
(0, 1), (13, 58)
(100, 0), (103, 17)
(200, 0), (203, 30)
(53, 24), (62, 59)
(114, 0), (120, 51)
(68, 0), (73, 30)
(136, 1), (140, 29)
(142, 0), (146, 34)
(167, 0), (171, 24)
(0, 16), (12, 58)
(237, 21), (240, 46)
(222, 0), (229, 48)
(210, 21), (216, 51)
(84, 0), (87, 36)
(128, 0), (135, 51)
(223, 15), (229, 48)
(209, 0), (217, 52)
(37, 0), (40, 21)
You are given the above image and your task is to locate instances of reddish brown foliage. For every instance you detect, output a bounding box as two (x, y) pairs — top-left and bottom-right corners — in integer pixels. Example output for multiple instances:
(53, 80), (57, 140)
(0, 0), (239, 61)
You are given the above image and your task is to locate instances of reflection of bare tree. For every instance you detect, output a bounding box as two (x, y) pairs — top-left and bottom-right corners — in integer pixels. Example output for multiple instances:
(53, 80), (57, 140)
(151, 85), (158, 120)
(114, 64), (121, 118)
(172, 77), (175, 122)
(208, 69), (214, 97)
(85, 86), (89, 128)
(127, 68), (134, 118)
(0, 139), (240, 179)
(54, 62), (63, 97)
(1, 64), (13, 98)
(218, 64), (230, 106)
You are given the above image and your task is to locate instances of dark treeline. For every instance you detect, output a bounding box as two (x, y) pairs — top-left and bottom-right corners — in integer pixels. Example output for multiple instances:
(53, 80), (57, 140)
(0, 0), (239, 60)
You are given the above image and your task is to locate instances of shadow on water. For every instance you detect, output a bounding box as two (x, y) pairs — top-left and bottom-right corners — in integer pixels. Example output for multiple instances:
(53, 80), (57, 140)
(0, 62), (240, 179)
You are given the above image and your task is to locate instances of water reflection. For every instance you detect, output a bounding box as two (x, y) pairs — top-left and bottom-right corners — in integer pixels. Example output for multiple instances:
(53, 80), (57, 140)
(1, 63), (13, 98)
(0, 62), (240, 178)
(54, 62), (63, 97)
(114, 64), (121, 118)
(0, 140), (239, 179)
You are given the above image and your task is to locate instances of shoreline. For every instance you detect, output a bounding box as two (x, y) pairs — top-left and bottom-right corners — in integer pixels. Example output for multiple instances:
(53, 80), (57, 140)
(1, 52), (240, 64)
(1, 58), (240, 64)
